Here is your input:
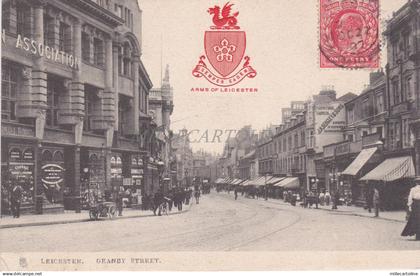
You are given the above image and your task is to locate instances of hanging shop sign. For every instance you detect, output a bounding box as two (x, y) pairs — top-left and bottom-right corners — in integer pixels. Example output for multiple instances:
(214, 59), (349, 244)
(2, 30), (79, 70)
(41, 164), (65, 186)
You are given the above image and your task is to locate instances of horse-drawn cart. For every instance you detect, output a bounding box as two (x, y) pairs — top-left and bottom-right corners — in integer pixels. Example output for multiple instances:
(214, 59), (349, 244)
(88, 201), (116, 220)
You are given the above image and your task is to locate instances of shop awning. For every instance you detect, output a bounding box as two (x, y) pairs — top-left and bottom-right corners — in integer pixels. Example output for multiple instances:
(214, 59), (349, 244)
(240, 179), (251, 186)
(360, 156), (415, 182)
(214, 178), (224, 184)
(341, 147), (377, 176)
(250, 176), (270, 186)
(230, 178), (239, 185)
(277, 177), (300, 189)
(247, 176), (263, 186)
(223, 177), (232, 184)
(232, 179), (244, 185)
(266, 177), (286, 185)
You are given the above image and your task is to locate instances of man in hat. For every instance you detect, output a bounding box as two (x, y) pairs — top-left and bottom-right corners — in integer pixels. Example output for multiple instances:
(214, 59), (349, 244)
(11, 183), (23, 218)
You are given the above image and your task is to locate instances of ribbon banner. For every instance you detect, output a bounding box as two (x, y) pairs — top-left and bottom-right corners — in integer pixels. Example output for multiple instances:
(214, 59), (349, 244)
(193, 62), (256, 87)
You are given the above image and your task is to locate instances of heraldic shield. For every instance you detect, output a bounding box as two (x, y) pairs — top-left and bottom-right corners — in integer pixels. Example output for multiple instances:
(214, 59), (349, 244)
(204, 31), (246, 77)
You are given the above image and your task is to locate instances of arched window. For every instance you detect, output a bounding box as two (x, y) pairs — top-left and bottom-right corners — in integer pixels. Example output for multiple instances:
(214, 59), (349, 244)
(42, 150), (53, 161)
(53, 151), (64, 162)
(123, 42), (132, 76)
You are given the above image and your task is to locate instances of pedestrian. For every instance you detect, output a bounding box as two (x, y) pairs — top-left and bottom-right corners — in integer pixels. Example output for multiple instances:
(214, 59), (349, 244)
(167, 190), (174, 211)
(332, 191), (339, 210)
(366, 187), (373, 213)
(185, 188), (191, 205)
(194, 189), (201, 204)
(116, 186), (124, 216)
(319, 190), (325, 206)
(11, 183), (23, 218)
(325, 190), (331, 206)
(302, 191), (307, 208)
(234, 187), (238, 200)
(402, 177), (420, 240)
(153, 188), (164, 216)
(177, 189), (183, 211)
(373, 186), (380, 217)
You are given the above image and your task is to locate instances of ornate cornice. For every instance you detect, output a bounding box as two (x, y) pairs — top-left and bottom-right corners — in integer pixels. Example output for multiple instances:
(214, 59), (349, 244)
(62, 0), (124, 28)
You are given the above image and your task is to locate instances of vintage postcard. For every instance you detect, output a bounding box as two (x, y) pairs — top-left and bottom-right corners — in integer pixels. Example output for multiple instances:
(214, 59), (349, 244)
(1, 0), (420, 272)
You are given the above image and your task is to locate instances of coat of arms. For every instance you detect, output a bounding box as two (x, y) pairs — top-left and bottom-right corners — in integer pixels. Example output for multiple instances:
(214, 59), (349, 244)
(192, 2), (256, 87)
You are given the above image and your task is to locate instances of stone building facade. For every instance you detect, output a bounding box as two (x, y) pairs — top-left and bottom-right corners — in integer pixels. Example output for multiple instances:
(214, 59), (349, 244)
(1, 0), (156, 215)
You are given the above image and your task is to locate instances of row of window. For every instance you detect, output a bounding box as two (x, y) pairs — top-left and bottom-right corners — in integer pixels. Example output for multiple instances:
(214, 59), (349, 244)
(258, 129), (306, 159)
(390, 30), (411, 65)
(388, 119), (412, 150)
(347, 92), (385, 124)
(391, 76), (413, 106)
(3, 2), (135, 74)
(82, 32), (105, 67)
(2, 60), (148, 136)
(273, 155), (306, 174)
(114, 4), (133, 29)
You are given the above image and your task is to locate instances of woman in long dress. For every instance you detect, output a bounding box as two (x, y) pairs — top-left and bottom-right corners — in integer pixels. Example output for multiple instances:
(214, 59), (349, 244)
(401, 178), (420, 241)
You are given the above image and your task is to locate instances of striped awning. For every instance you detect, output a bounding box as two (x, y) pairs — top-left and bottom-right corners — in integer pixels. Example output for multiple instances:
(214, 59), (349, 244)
(342, 147), (377, 176)
(229, 178), (241, 185)
(247, 176), (265, 186)
(240, 179), (251, 186)
(266, 177), (286, 185)
(360, 156), (415, 182)
(254, 176), (271, 186)
(277, 177), (300, 189)
(224, 177), (233, 184)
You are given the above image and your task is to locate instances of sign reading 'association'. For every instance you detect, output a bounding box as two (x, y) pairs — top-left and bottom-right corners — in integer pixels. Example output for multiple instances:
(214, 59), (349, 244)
(192, 2), (257, 87)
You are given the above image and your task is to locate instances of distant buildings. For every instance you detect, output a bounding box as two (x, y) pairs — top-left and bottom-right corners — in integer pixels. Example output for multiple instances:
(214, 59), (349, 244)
(213, 0), (420, 210)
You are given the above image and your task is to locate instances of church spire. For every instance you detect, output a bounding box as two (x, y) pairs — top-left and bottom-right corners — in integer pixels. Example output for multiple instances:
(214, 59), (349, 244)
(162, 64), (170, 88)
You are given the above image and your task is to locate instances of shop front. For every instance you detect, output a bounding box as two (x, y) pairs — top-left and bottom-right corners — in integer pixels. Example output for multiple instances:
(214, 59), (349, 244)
(360, 155), (415, 210)
(1, 142), (36, 215)
(80, 148), (106, 209)
(130, 155), (144, 206)
(145, 160), (160, 196)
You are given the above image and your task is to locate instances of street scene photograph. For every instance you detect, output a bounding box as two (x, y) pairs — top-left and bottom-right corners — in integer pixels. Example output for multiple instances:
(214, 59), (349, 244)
(1, 0), (420, 272)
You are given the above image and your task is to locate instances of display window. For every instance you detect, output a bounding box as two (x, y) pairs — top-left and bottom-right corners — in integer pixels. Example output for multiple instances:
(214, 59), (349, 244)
(6, 146), (35, 206)
(41, 148), (65, 204)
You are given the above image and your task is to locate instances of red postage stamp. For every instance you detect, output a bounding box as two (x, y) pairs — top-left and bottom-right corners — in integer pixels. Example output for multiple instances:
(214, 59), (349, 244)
(319, 0), (379, 69)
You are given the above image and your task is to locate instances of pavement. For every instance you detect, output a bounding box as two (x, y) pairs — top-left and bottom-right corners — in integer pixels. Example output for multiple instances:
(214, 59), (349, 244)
(0, 204), (191, 229)
(264, 197), (407, 223)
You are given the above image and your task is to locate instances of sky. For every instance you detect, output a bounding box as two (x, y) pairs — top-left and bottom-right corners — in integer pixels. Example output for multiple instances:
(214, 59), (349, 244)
(139, 0), (407, 154)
